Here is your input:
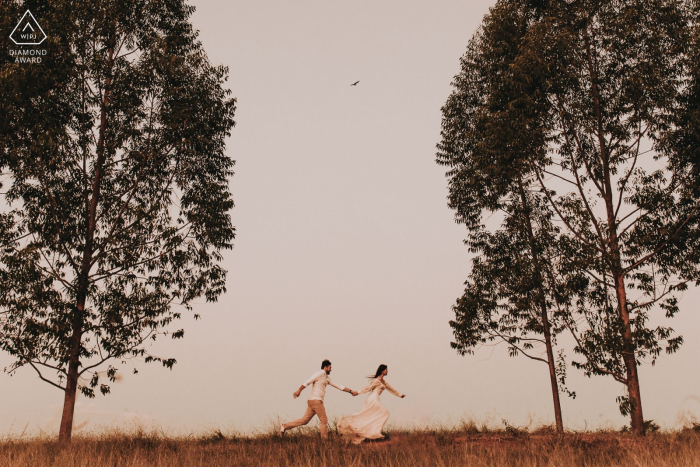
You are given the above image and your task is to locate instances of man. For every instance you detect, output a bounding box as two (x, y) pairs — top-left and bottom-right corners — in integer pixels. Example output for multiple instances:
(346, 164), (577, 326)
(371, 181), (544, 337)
(280, 359), (357, 439)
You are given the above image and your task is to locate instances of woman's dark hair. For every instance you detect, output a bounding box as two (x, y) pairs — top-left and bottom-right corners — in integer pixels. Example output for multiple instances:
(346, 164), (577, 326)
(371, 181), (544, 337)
(368, 364), (387, 379)
(321, 359), (332, 369)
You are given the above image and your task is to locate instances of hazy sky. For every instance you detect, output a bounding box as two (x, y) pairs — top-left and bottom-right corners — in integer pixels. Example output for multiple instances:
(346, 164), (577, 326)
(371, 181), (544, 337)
(2, 0), (699, 435)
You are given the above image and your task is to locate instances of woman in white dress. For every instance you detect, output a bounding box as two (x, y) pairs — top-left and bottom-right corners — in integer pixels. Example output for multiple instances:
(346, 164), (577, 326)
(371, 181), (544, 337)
(337, 364), (406, 444)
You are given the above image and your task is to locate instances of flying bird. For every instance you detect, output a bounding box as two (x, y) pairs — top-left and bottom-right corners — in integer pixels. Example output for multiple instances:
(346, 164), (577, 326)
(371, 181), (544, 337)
(351, 81), (359, 86)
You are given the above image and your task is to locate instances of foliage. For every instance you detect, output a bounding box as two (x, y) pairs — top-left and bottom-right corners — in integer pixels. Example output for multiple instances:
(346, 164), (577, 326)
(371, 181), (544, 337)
(449, 190), (576, 390)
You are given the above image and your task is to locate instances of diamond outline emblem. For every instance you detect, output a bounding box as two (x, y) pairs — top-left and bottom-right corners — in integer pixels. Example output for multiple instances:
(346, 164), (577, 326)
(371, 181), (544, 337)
(10, 10), (47, 46)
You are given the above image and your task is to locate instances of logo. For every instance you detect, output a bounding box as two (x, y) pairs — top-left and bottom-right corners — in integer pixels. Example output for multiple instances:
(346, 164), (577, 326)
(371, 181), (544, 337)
(10, 10), (47, 45)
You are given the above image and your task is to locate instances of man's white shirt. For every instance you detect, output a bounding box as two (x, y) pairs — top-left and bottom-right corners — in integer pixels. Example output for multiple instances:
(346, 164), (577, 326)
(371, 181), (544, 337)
(303, 371), (346, 401)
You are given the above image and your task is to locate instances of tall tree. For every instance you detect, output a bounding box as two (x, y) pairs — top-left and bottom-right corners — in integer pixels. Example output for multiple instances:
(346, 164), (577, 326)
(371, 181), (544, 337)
(439, 1), (571, 433)
(533, 0), (699, 435)
(0, 0), (236, 442)
(439, 0), (700, 435)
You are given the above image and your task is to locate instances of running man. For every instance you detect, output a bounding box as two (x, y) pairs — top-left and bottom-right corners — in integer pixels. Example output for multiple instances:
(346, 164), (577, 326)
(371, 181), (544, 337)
(280, 359), (357, 438)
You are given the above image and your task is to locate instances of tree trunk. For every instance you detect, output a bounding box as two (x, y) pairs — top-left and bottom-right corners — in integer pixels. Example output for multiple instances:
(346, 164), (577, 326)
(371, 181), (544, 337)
(57, 43), (113, 442)
(517, 179), (564, 434)
(583, 20), (645, 435)
(600, 142), (645, 435)
(58, 322), (83, 442)
(600, 145), (645, 434)
(613, 270), (645, 434)
(543, 309), (564, 433)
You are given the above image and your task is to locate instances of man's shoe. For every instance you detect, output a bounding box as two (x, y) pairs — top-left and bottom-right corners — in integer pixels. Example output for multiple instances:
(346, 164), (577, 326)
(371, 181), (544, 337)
(280, 423), (285, 435)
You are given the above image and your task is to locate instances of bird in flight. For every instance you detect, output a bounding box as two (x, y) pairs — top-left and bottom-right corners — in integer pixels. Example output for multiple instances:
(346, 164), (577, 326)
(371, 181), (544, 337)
(351, 81), (359, 86)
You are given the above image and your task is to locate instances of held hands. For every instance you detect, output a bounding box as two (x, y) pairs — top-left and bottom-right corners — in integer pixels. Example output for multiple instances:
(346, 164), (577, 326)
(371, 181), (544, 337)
(351, 390), (358, 396)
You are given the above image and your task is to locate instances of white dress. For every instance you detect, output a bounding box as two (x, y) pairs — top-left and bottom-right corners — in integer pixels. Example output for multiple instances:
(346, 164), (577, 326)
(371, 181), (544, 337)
(337, 378), (404, 443)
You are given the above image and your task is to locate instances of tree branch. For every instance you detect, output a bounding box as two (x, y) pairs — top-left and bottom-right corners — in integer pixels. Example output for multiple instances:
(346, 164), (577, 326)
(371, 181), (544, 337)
(27, 360), (66, 391)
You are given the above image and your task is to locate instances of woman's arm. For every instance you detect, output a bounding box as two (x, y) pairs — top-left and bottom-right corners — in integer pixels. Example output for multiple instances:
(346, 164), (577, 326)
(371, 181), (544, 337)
(383, 380), (405, 398)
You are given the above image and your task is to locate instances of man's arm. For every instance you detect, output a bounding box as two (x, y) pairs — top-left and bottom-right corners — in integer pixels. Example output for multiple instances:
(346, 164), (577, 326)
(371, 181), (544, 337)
(329, 380), (358, 396)
(294, 371), (323, 398)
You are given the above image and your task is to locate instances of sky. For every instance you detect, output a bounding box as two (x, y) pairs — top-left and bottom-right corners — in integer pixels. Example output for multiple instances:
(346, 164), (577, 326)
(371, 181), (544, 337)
(2, 0), (700, 436)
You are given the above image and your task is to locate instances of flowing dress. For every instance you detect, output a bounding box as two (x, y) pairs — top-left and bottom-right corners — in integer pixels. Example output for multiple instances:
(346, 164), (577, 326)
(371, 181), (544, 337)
(337, 378), (404, 444)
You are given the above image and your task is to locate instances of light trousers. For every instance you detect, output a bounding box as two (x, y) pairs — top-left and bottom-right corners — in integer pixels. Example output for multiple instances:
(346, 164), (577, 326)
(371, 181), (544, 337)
(284, 400), (328, 438)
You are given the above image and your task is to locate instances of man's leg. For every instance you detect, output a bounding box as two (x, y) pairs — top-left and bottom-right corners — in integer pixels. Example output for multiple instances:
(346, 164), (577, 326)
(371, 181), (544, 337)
(308, 400), (328, 439)
(283, 401), (316, 431)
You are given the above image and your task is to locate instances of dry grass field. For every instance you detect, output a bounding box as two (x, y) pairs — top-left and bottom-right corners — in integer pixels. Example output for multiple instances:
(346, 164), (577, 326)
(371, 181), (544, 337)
(1, 422), (699, 467)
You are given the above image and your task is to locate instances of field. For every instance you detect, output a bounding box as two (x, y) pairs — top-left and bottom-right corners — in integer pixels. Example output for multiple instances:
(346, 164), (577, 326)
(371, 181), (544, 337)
(2, 422), (700, 467)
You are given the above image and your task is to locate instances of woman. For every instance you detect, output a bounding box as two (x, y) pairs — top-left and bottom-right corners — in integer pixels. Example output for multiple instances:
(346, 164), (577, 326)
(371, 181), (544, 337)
(337, 364), (406, 444)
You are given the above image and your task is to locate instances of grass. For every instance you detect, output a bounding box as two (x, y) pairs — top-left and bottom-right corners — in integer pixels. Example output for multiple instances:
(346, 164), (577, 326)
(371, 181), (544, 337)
(1, 421), (700, 467)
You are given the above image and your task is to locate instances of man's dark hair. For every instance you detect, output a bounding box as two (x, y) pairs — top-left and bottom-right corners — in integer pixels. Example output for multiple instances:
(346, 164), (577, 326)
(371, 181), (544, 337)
(321, 359), (332, 369)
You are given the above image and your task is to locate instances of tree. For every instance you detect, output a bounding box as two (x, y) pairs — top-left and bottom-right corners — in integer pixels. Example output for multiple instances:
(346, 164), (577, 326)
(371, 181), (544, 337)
(0, 0), (236, 442)
(439, 0), (572, 433)
(439, 0), (700, 435)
